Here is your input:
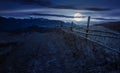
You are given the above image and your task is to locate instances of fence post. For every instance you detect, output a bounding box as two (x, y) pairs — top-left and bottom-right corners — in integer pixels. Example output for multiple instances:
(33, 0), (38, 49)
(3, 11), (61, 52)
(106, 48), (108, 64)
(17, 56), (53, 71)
(86, 16), (91, 38)
(70, 21), (73, 31)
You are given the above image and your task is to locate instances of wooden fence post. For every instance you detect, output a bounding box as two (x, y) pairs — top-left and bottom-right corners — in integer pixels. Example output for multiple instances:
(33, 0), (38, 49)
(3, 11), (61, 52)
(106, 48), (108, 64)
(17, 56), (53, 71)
(86, 16), (91, 38)
(70, 21), (73, 31)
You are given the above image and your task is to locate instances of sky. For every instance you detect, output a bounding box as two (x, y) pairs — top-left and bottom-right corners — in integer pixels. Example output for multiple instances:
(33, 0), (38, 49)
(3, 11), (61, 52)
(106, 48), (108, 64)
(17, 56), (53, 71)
(0, 0), (120, 24)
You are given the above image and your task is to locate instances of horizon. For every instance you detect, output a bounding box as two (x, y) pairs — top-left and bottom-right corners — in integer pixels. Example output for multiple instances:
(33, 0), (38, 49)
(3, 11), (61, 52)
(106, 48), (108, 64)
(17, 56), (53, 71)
(1, 16), (118, 26)
(0, 0), (120, 25)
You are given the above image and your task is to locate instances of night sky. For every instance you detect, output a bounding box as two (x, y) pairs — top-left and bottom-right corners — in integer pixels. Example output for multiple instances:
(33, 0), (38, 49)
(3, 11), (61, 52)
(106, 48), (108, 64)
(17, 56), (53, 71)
(0, 0), (120, 24)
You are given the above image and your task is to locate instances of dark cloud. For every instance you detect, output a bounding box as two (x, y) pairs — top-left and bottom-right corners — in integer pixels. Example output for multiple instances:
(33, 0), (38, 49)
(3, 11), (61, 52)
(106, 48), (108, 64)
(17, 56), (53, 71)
(54, 5), (111, 11)
(30, 13), (86, 18)
(92, 18), (116, 20)
(84, 8), (111, 11)
(0, 0), (111, 11)
(21, 0), (53, 7)
(108, 12), (120, 17)
(1, 0), (53, 7)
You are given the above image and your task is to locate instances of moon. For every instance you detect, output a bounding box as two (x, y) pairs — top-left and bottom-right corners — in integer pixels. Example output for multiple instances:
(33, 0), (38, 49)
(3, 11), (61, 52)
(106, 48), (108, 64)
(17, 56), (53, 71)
(74, 13), (82, 21)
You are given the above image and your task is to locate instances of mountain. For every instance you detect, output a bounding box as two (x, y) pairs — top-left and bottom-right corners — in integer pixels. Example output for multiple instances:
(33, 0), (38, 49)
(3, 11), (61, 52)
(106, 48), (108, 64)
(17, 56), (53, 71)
(94, 21), (120, 32)
(9, 25), (60, 35)
(0, 16), (65, 32)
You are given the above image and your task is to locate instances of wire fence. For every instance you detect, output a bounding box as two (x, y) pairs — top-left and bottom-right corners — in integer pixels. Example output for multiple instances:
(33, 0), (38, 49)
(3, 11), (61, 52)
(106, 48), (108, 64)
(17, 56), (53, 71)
(59, 16), (120, 54)
(75, 26), (120, 37)
(61, 26), (120, 54)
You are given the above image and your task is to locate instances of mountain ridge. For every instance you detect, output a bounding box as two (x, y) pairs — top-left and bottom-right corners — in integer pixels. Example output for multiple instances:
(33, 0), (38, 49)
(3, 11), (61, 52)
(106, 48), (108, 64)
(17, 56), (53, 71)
(94, 21), (120, 32)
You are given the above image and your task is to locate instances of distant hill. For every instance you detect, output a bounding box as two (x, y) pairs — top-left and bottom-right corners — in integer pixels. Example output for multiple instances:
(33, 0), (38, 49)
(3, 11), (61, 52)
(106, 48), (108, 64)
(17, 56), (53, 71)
(10, 25), (59, 35)
(94, 21), (120, 32)
(0, 16), (66, 32)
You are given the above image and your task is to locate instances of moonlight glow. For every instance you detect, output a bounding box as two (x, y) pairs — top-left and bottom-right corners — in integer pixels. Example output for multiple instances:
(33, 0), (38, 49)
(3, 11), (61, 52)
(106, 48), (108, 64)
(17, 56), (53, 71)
(74, 13), (83, 22)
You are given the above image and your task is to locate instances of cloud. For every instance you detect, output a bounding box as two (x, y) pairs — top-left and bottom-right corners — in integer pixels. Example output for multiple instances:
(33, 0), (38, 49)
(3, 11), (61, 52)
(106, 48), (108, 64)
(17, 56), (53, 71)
(1, 0), (53, 7)
(29, 13), (86, 18)
(54, 5), (111, 11)
(0, 0), (111, 11)
(84, 8), (111, 11)
(55, 5), (111, 11)
(108, 12), (120, 17)
(92, 18), (116, 20)
(30, 13), (117, 21)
